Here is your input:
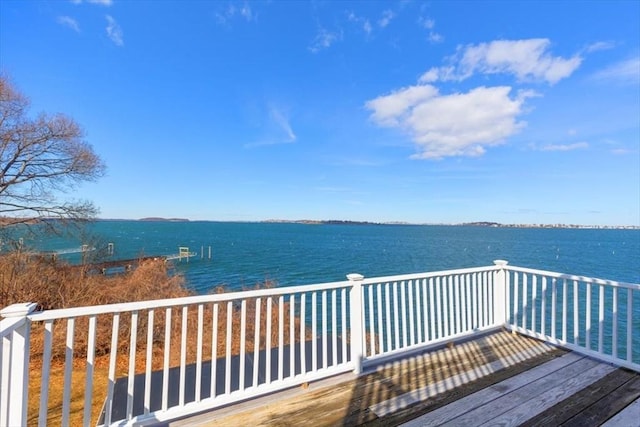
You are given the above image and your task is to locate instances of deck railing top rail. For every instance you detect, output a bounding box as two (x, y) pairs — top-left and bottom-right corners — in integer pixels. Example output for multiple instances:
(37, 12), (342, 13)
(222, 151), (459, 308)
(25, 279), (352, 322)
(359, 264), (500, 285)
(504, 264), (640, 290)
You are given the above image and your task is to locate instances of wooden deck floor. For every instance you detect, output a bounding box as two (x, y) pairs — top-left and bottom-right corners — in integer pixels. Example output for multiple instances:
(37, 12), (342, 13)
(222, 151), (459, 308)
(171, 331), (640, 427)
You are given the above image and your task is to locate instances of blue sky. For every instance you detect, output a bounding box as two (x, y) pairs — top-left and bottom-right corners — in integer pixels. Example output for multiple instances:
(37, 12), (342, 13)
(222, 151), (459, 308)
(1, 0), (639, 225)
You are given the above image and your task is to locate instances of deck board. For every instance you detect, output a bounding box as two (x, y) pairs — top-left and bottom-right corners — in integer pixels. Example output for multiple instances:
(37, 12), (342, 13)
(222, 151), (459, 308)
(399, 352), (583, 427)
(475, 361), (615, 426)
(520, 369), (638, 427)
(562, 375), (640, 427)
(169, 331), (639, 427)
(369, 340), (554, 417)
(411, 356), (608, 427)
(601, 397), (640, 427)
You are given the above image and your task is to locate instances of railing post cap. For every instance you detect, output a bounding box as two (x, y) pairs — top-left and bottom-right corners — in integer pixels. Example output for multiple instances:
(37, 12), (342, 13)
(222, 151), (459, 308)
(493, 260), (509, 266)
(347, 273), (364, 281)
(0, 302), (37, 318)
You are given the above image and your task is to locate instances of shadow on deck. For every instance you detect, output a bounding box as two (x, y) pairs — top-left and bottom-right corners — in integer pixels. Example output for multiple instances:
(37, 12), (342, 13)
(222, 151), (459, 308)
(172, 331), (640, 427)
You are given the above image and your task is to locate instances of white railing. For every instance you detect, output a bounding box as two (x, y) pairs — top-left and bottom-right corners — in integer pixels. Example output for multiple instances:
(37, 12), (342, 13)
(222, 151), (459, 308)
(0, 261), (638, 426)
(359, 265), (503, 366)
(504, 265), (640, 372)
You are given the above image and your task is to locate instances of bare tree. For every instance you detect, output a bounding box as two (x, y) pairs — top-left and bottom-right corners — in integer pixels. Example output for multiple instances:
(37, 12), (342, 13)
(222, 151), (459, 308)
(0, 75), (106, 230)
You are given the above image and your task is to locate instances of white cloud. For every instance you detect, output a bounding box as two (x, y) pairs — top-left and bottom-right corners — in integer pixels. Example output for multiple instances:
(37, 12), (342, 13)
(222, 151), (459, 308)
(366, 85), (534, 159)
(611, 148), (633, 155)
(57, 16), (80, 32)
(72, 0), (113, 5)
(421, 39), (582, 85)
(584, 41), (615, 53)
(269, 106), (296, 143)
(216, 2), (256, 24)
(592, 57), (640, 84)
(539, 142), (589, 152)
(427, 31), (444, 44)
(418, 16), (442, 43)
(347, 12), (372, 35)
(244, 105), (296, 148)
(379, 10), (394, 28)
(105, 15), (123, 46)
(418, 17), (434, 30)
(309, 28), (342, 53)
(240, 3), (255, 21)
(365, 85), (439, 127)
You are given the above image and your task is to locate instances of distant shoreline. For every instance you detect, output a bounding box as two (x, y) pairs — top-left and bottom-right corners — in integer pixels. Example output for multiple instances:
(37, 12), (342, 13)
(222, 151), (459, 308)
(260, 219), (640, 230)
(89, 218), (640, 230)
(3, 217), (636, 229)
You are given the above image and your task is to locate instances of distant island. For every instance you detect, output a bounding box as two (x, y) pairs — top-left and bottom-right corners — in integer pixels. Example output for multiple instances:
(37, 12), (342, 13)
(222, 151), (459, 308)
(138, 217), (190, 222)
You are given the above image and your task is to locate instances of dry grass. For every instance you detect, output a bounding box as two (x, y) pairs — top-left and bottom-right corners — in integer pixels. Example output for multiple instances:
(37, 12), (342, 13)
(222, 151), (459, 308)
(1, 253), (308, 426)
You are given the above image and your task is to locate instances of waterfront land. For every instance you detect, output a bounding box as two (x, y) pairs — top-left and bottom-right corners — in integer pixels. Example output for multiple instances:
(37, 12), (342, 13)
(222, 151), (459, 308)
(261, 219), (639, 230)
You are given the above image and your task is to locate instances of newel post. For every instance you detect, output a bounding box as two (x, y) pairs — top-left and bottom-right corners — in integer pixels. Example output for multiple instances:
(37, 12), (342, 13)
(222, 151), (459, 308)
(347, 273), (364, 375)
(493, 260), (508, 326)
(0, 302), (37, 427)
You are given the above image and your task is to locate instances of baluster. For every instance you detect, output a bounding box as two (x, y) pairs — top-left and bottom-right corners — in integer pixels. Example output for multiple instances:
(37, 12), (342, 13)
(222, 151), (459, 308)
(211, 303), (219, 397)
(255, 297), (263, 386)
(312, 292), (317, 372)
(409, 280), (416, 346)
(454, 275), (461, 334)
(225, 301), (233, 394)
(377, 284), (384, 353)
(401, 281), (408, 348)
(612, 287), (618, 358)
(38, 320), (54, 427)
(585, 283), (591, 350)
(448, 276), (455, 336)
(393, 282), (400, 349)
(598, 284), (604, 353)
(332, 289), (338, 365)
(196, 304), (204, 401)
(83, 316), (97, 427)
(415, 279), (423, 344)
(428, 278), (435, 341)
(278, 296), (284, 381)
(106, 313), (121, 423)
(385, 283), (392, 351)
(127, 311), (139, 418)
(180, 306), (188, 405)
(541, 277), (547, 337)
(322, 290), (328, 369)
(298, 295), (304, 375)
(341, 288), (348, 364)
(573, 280), (579, 345)
(436, 277), (443, 339)
(240, 299), (247, 389)
(264, 299), (271, 385)
(562, 280), (568, 342)
(551, 278), (557, 339)
(522, 274), (528, 330)
(289, 295), (295, 377)
(368, 285), (375, 356)
(531, 276), (537, 332)
(144, 310), (154, 413)
(627, 289), (633, 362)
(464, 274), (471, 332)
(61, 317), (75, 426)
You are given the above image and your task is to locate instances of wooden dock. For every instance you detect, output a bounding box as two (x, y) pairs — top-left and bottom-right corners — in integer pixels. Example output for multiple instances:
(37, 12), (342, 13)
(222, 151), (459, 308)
(172, 331), (640, 427)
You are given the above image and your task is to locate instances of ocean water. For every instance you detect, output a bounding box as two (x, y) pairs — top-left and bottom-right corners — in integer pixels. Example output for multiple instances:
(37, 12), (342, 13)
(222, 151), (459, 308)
(19, 221), (640, 293)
